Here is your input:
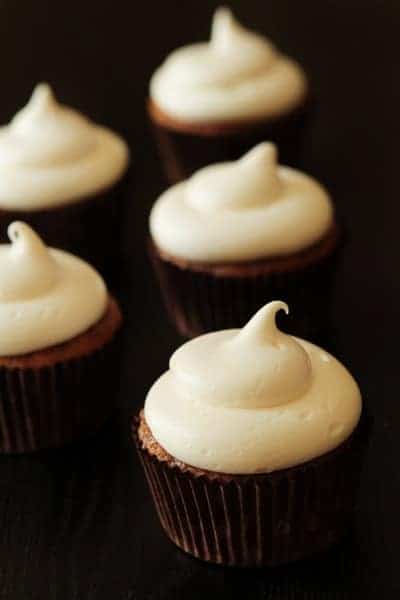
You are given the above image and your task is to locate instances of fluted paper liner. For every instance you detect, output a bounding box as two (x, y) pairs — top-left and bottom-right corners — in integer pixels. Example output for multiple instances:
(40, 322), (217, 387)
(149, 239), (338, 341)
(134, 419), (366, 567)
(149, 100), (310, 183)
(0, 335), (121, 454)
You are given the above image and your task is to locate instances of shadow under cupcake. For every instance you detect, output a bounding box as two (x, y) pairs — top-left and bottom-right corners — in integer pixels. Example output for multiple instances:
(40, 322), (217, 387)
(148, 7), (310, 183)
(149, 142), (340, 341)
(134, 301), (364, 567)
(0, 83), (130, 278)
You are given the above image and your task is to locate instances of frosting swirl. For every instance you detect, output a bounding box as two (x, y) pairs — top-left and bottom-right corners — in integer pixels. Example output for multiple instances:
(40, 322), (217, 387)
(150, 7), (307, 123)
(150, 143), (334, 262)
(145, 301), (362, 474)
(0, 84), (129, 209)
(0, 222), (107, 356)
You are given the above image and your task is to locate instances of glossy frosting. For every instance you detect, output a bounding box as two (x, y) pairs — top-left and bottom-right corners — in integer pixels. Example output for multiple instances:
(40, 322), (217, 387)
(150, 143), (334, 263)
(0, 222), (107, 356)
(145, 301), (362, 474)
(0, 84), (129, 209)
(150, 7), (307, 123)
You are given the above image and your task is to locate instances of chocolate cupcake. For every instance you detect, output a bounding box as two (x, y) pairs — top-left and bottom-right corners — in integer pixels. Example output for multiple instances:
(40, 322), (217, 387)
(0, 84), (130, 275)
(149, 142), (339, 339)
(134, 301), (364, 567)
(0, 222), (122, 453)
(149, 7), (309, 182)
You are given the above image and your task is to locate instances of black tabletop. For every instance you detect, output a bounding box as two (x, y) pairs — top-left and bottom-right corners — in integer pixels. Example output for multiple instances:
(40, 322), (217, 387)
(0, 1), (397, 598)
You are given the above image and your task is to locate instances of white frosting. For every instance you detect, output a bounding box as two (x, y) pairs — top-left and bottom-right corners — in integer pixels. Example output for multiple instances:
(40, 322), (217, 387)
(150, 7), (307, 123)
(0, 84), (129, 210)
(150, 143), (334, 263)
(0, 222), (107, 356)
(145, 301), (362, 474)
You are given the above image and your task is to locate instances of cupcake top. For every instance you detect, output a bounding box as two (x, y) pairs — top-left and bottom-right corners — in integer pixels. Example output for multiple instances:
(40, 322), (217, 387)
(150, 7), (307, 124)
(0, 84), (129, 210)
(150, 143), (334, 263)
(145, 301), (362, 474)
(0, 222), (107, 356)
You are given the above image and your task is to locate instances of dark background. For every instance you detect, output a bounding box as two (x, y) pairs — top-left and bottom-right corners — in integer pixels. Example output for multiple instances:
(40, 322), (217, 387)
(0, 0), (397, 598)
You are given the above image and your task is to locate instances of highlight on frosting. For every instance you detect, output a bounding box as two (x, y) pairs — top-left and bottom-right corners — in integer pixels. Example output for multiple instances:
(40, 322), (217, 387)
(0, 83), (129, 209)
(150, 6), (307, 122)
(0, 222), (107, 356)
(150, 142), (334, 262)
(145, 301), (362, 474)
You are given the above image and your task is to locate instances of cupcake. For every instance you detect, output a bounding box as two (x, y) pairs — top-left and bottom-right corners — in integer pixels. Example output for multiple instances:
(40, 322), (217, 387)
(0, 221), (122, 453)
(149, 6), (308, 182)
(0, 83), (130, 275)
(134, 301), (364, 567)
(149, 142), (339, 339)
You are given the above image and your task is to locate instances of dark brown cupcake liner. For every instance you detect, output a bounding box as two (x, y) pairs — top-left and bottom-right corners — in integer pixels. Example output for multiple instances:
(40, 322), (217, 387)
(149, 238), (340, 342)
(134, 418), (367, 567)
(0, 333), (121, 454)
(0, 173), (129, 281)
(149, 100), (311, 184)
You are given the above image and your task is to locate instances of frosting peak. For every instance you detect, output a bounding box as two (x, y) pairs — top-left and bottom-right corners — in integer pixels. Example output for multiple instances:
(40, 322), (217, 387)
(237, 300), (288, 345)
(150, 7), (307, 123)
(16, 83), (55, 119)
(0, 84), (129, 209)
(13, 83), (63, 125)
(9, 83), (95, 167)
(187, 143), (282, 212)
(211, 6), (237, 50)
(210, 6), (273, 62)
(0, 222), (107, 356)
(8, 221), (51, 257)
(145, 302), (362, 474)
(240, 141), (278, 171)
(0, 222), (59, 301)
(170, 301), (311, 410)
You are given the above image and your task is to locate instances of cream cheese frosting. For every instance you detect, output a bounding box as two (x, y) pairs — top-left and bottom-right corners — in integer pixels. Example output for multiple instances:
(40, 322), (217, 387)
(0, 84), (129, 210)
(0, 222), (107, 356)
(150, 143), (334, 263)
(150, 7), (307, 123)
(145, 301), (362, 474)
